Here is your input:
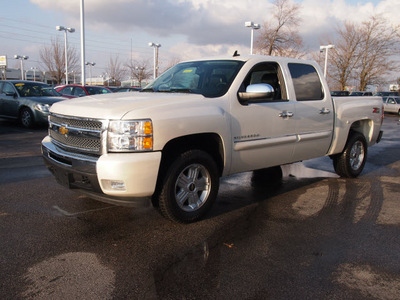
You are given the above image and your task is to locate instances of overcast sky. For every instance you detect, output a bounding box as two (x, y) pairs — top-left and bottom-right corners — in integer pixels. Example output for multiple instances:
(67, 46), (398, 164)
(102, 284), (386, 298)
(1, 0), (398, 77)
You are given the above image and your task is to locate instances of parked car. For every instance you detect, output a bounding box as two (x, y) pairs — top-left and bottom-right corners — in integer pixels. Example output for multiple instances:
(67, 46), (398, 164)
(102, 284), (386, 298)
(0, 80), (67, 128)
(350, 91), (373, 96)
(331, 90), (350, 96)
(382, 96), (400, 115)
(374, 91), (399, 97)
(56, 84), (112, 98)
(104, 86), (118, 92)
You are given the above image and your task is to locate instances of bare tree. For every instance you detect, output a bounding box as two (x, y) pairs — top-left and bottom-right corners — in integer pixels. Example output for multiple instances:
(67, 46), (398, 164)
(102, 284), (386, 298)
(328, 22), (363, 90)
(325, 15), (399, 91)
(40, 37), (79, 84)
(125, 59), (152, 87)
(105, 55), (127, 86)
(357, 16), (399, 91)
(255, 0), (304, 58)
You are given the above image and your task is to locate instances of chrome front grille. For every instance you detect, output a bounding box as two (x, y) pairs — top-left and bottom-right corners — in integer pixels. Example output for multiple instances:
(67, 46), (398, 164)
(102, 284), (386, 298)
(50, 114), (102, 131)
(49, 114), (107, 155)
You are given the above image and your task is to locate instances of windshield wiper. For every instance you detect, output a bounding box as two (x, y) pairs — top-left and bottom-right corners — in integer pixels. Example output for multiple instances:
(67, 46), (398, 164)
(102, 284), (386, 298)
(141, 88), (155, 92)
(159, 88), (192, 93)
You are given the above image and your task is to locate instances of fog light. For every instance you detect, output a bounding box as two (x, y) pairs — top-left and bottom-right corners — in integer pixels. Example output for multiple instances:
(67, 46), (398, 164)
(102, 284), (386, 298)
(101, 179), (126, 191)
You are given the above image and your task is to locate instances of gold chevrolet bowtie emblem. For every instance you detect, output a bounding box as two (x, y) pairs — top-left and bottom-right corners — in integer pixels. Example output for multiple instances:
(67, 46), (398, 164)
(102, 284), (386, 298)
(59, 126), (69, 135)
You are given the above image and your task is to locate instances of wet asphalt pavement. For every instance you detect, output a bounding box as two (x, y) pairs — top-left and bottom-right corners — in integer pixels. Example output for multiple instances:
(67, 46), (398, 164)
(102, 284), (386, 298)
(0, 115), (399, 299)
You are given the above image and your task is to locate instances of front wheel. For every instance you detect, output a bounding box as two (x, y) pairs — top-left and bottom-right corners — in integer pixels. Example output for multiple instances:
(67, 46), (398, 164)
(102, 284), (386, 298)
(19, 108), (34, 128)
(333, 132), (367, 178)
(158, 150), (219, 223)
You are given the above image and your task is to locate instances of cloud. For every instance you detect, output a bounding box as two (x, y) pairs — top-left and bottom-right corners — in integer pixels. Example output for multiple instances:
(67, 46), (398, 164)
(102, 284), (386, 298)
(29, 0), (399, 61)
(30, 0), (270, 45)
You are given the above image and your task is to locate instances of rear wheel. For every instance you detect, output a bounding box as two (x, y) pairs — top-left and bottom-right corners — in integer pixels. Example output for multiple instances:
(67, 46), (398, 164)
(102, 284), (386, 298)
(19, 108), (34, 128)
(333, 132), (367, 178)
(158, 150), (219, 223)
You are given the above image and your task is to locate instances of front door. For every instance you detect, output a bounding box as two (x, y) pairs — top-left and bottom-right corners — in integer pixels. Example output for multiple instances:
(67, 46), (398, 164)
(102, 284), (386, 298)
(229, 62), (297, 174)
(1, 82), (20, 118)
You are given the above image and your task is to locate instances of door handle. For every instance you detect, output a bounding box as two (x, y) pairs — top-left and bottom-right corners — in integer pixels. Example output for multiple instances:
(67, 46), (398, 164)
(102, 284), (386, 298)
(319, 108), (330, 114)
(279, 111), (294, 118)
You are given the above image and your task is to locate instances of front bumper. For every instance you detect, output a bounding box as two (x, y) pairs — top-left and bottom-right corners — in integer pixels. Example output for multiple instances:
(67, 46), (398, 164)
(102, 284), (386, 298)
(41, 136), (161, 207)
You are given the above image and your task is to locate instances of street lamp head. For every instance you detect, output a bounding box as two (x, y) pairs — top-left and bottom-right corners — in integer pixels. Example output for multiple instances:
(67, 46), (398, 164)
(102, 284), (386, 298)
(245, 21), (260, 30)
(14, 55), (28, 60)
(85, 62), (95, 66)
(57, 26), (75, 33)
(320, 44), (335, 51)
(149, 42), (161, 48)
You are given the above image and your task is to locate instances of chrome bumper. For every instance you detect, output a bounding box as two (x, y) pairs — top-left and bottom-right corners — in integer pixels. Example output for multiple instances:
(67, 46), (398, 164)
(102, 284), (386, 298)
(41, 137), (151, 208)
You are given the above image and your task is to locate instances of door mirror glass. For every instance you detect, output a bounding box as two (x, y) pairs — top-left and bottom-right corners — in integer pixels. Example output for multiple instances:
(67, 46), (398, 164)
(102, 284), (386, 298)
(238, 83), (274, 105)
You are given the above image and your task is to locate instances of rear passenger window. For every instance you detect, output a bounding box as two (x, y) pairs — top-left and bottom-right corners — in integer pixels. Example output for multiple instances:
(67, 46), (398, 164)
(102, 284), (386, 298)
(288, 63), (324, 101)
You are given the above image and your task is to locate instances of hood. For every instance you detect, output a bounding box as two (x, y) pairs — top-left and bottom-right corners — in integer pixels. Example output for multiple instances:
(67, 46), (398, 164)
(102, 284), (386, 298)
(49, 92), (206, 119)
(26, 96), (68, 105)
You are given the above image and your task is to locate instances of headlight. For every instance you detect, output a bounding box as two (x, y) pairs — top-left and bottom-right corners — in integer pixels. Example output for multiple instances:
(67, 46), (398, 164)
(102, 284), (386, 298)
(108, 120), (153, 152)
(35, 104), (50, 112)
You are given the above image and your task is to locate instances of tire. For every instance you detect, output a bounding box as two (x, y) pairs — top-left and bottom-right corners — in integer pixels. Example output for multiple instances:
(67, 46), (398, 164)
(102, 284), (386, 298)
(158, 150), (219, 223)
(19, 108), (34, 128)
(333, 132), (367, 178)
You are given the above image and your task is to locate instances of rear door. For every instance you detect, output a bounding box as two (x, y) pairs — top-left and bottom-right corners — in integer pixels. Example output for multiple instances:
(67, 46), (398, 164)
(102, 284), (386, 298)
(288, 63), (334, 161)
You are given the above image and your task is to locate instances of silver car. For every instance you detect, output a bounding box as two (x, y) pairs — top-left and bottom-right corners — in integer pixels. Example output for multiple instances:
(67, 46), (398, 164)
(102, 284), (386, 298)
(0, 80), (67, 128)
(382, 96), (400, 115)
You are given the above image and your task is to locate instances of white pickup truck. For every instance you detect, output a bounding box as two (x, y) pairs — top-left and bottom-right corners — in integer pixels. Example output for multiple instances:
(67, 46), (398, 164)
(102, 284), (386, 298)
(41, 54), (383, 223)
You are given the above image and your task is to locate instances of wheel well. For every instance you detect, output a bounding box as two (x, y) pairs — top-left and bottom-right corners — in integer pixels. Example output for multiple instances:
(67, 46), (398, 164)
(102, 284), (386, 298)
(349, 120), (372, 144)
(152, 133), (225, 206)
(160, 133), (224, 176)
(19, 106), (32, 116)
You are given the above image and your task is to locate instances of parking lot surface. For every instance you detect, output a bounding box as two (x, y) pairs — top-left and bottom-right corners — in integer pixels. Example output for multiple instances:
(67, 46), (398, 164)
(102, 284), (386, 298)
(0, 115), (399, 299)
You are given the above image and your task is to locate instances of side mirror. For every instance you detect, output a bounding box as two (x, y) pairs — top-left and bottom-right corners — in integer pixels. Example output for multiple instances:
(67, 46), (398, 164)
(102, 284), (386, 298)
(238, 83), (274, 105)
(6, 92), (17, 98)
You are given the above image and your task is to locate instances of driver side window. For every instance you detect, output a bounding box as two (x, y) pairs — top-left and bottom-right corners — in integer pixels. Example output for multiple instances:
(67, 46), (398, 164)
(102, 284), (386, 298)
(2, 82), (15, 94)
(239, 62), (287, 102)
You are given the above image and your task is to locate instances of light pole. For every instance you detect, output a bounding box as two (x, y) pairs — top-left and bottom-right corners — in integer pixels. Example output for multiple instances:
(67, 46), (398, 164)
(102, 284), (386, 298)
(14, 55), (29, 80)
(56, 25), (75, 85)
(320, 44), (335, 78)
(149, 42), (161, 79)
(85, 62), (95, 85)
(71, 70), (76, 83)
(31, 67), (38, 81)
(245, 21), (260, 55)
(80, 0), (86, 86)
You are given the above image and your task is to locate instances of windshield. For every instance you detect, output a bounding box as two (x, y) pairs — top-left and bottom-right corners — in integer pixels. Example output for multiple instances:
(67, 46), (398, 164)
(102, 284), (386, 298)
(14, 82), (58, 97)
(142, 60), (244, 98)
(85, 86), (112, 95)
